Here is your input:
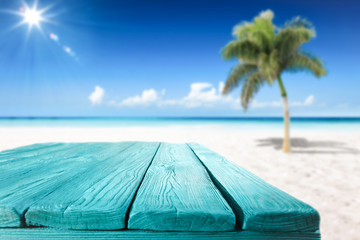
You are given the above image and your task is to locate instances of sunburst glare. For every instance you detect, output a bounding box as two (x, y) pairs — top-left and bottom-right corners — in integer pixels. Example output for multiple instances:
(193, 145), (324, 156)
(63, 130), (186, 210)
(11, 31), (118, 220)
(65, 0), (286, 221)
(21, 7), (43, 27)
(18, 1), (49, 31)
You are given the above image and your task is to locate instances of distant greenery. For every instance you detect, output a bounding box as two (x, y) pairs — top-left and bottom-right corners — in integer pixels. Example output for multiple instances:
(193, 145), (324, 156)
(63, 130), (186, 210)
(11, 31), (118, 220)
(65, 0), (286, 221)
(221, 10), (326, 152)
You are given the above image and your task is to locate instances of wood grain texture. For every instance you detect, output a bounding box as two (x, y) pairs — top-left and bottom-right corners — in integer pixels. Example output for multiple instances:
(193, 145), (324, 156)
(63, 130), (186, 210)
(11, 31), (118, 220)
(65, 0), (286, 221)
(128, 143), (235, 231)
(0, 143), (65, 165)
(0, 143), (114, 227)
(0, 143), (79, 184)
(187, 143), (320, 232)
(0, 228), (321, 240)
(24, 142), (160, 230)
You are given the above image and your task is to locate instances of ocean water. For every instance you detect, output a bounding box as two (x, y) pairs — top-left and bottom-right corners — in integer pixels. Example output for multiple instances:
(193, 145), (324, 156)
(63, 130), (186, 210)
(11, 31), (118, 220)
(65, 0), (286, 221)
(0, 117), (360, 130)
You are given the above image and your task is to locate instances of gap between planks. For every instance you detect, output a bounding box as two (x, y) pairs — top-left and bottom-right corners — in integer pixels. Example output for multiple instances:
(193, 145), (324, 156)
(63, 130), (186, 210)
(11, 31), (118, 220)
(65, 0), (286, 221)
(186, 143), (244, 230)
(124, 143), (162, 229)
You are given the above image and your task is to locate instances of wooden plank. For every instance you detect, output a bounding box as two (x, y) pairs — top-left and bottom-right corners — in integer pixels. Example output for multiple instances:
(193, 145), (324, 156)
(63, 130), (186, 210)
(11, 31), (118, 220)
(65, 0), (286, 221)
(128, 143), (235, 231)
(0, 143), (62, 164)
(25, 142), (160, 230)
(0, 143), (81, 227)
(0, 143), (97, 188)
(0, 142), (134, 227)
(0, 228), (321, 240)
(187, 143), (320, 232)
(0, 143), (113, 227)
(0, 142), (66, 162)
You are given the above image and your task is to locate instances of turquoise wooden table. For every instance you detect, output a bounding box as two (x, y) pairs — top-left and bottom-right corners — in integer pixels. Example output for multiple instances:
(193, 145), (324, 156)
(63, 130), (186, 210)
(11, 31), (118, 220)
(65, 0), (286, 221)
(0, 142), (320, 239)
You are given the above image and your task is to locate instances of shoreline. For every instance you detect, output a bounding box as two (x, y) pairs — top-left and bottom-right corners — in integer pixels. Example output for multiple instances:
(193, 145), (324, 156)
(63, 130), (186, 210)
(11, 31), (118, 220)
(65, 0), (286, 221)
(0, 124), (360, 131)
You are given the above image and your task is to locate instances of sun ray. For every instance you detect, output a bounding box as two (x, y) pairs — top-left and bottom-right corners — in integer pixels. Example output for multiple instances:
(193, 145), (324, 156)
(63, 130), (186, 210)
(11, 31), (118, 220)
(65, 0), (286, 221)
(4, 1), (79, 62)
(11, 0), (53, 32)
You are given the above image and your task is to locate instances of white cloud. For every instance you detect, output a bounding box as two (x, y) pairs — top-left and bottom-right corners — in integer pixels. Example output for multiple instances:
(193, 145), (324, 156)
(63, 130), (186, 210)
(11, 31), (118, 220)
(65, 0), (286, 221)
(304, 95), (314, 105)
(251, 95), (315, 108)
(291, 95), (315, 106)
(181, 83), (221, 108)
(104, 82), (234, 109)
(218, 82), (225, 93)
(91, 83), (316, 111)
(160, 82), (235, 108)
(89, 86), (105, 105)
(119, 89), (159, 106)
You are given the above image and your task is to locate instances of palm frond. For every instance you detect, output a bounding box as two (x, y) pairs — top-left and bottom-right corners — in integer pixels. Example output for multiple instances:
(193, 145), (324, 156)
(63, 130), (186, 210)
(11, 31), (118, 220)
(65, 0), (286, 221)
(223, 64), (258, 94)
(286, 51), (326, 77)
(241, 72), (263, 110)
(275, 26), (314, 61)
(232, 21), (253, 39)
(232, 10), (276, 53)
(285, 16), (314, 32)
(249, 30), (273, 53)
(221, 39), (261, 64)
(252, 11), (276, 49)
(258, 50), (280, 84)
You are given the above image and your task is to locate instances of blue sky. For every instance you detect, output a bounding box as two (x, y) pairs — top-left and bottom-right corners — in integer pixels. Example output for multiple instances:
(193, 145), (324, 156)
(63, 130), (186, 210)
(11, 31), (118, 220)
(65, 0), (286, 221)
(0, 0), (359, 117)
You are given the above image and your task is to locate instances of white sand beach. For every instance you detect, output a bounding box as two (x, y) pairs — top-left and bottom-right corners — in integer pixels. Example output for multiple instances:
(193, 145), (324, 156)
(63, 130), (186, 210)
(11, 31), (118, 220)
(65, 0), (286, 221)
(0, 126), (359, 240)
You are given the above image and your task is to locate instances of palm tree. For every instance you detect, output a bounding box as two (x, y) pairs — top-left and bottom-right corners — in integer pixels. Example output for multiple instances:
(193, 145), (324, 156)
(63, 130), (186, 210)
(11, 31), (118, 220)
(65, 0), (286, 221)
(221, 10), (326, 153)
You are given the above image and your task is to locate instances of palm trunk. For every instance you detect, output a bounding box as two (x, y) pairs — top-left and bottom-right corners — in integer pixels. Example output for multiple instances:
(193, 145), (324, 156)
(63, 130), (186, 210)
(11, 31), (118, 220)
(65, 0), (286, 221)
(277, 76), (291, 153)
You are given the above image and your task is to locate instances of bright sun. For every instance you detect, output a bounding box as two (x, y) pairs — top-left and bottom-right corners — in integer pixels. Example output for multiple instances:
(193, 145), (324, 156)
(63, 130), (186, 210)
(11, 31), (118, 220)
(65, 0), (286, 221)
(19, 4), (46, 30)
(23, 8), (42, 26)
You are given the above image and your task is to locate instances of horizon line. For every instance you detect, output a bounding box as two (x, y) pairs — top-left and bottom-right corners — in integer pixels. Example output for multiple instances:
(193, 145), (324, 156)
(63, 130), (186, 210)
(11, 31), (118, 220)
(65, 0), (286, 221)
(1, 116), (360, 119)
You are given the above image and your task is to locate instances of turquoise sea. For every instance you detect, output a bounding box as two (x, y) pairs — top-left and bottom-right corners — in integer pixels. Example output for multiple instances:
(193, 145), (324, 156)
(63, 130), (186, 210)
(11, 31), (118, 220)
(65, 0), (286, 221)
(0, 117), (360, 130)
